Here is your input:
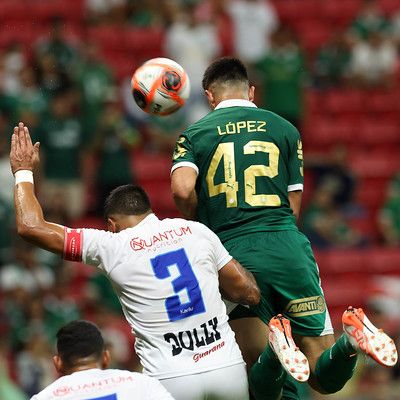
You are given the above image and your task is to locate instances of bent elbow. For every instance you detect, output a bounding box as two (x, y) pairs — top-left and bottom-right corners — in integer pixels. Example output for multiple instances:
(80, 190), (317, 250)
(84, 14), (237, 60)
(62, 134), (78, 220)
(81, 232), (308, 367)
(17, 223), (30, 238)
(17, 222), (38, 241)
(172, 186), (192, 202)
(247, 286), (261, 306)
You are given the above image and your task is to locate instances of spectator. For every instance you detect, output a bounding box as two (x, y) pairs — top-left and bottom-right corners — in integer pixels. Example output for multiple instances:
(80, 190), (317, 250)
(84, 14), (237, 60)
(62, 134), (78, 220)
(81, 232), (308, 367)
(378, 172), (400, 246)
(302, 185), (366, 249)
(36, 90), (84, 219)
(0, 126), (14, 207)
(314, 30), (352, 89)
(391, 10), (400, 50)
(255, 26), (306, 129)
(0, 42), (25, 95)
(226, 0), (278, 64)
(35, 17), (79, 72)
(0, 242), (54, 296)
(127, 0), (161, 27)
(0, 335), (27, 400)
(165, 0), (221, 121)
(16, 332), (56, 397)
(16, 67), (47, 118)
(350, 29), (397, 88)
(76, 42), (114, 144)
(306, 145), (357, 210)
(349, 0), (391, 42)
(86, 0), (128, 25)
(91, 90), (139, 214)
(43, 280), (81, 339)
(35, 53), (72, 99)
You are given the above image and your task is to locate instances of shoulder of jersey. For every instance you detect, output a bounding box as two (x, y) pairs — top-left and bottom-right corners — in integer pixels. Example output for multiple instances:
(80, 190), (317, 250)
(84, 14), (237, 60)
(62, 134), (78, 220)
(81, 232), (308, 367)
(183, 110), (214, 135)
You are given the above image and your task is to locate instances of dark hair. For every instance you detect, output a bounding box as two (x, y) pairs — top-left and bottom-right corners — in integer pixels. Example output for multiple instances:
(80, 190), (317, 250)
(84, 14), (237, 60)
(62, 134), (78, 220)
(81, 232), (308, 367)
(104, 184), (151, 218)
(202, 57), (249, 91)
(56, 320), (104, 367)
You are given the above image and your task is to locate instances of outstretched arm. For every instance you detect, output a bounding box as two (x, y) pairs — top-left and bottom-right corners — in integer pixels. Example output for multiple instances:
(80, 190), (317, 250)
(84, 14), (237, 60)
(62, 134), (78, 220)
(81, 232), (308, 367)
(10, 123), (65, 254)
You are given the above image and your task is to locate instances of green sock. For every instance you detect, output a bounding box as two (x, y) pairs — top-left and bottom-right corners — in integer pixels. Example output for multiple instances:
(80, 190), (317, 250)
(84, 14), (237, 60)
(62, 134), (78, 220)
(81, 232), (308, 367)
(314, 334), (357, 394)
(249, 345), (287, 399)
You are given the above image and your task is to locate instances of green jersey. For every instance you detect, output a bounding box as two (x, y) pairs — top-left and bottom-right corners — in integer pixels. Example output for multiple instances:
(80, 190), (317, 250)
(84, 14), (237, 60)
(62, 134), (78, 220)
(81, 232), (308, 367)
(172, 100), (304, 242)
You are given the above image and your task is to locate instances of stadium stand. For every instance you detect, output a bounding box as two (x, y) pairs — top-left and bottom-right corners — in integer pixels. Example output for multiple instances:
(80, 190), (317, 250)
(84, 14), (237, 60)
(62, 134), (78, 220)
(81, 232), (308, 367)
(1, 1), (399, 398)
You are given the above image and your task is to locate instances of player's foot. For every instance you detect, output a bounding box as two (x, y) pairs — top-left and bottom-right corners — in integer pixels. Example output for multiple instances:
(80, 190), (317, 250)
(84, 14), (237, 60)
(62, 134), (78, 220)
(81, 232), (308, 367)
(342, 306), (398, 367)
(269, 314), (310, 382)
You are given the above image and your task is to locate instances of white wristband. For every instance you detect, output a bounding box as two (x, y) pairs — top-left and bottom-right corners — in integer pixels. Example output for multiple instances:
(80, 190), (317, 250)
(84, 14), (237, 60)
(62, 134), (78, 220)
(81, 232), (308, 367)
(15, 170), (34, 185)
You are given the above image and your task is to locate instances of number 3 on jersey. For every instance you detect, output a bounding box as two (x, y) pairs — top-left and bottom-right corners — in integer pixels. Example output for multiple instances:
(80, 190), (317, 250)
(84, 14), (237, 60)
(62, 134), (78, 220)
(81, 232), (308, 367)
(151, 249), (206, 322)
(206, 140), (281, 207)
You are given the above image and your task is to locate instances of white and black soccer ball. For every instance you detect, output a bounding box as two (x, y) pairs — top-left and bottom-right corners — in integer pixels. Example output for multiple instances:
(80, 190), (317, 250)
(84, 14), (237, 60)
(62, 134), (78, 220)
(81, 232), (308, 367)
(131, 57), (190, 116)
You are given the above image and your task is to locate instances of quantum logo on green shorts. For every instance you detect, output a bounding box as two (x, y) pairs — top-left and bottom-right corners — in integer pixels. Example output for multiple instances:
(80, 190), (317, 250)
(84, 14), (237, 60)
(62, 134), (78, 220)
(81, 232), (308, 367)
(285, 296), (326, 317)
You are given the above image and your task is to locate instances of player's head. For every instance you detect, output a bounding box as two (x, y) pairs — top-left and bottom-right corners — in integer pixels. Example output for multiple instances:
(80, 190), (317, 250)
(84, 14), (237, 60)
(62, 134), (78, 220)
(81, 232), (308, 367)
(104, 184), (152, 232)
(53, 320), (110, 375)
(202, 57), (255, 109)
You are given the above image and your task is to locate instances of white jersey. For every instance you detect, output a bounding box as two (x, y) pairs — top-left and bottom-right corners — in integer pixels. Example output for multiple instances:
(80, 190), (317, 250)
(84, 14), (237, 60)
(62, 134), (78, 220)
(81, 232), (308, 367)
(64, 214), (244, 379)
(31, 368), (174, 400)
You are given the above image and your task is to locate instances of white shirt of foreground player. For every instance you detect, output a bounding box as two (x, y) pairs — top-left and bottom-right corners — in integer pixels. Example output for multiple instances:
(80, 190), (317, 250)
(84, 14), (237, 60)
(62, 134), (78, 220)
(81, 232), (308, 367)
(75, 214), (243, 379)
(31, 368), (175, 400)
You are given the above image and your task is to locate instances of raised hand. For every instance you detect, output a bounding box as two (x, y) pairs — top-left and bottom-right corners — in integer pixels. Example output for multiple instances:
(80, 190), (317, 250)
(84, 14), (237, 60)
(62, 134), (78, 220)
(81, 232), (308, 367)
(10, 122), (40, 174)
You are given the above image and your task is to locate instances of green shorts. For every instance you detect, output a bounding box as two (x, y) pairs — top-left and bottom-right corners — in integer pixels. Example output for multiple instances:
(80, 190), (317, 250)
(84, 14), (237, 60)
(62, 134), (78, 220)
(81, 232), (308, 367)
(224, 230), (333, 337)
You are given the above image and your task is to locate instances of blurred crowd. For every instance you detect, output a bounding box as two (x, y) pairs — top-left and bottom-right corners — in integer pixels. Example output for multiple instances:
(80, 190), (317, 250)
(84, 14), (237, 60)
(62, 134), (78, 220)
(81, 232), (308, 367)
(1, 0), (400, 398)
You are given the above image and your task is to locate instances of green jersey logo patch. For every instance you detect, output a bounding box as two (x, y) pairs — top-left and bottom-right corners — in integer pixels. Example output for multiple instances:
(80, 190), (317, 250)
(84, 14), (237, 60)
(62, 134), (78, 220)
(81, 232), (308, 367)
(285, 296), (326, 317)
(173, 137), (187, 160)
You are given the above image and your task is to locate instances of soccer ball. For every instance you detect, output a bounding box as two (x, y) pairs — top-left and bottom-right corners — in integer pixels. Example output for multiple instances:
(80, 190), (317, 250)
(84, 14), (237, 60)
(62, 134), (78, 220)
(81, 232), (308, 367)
(131, 57), (190, 116)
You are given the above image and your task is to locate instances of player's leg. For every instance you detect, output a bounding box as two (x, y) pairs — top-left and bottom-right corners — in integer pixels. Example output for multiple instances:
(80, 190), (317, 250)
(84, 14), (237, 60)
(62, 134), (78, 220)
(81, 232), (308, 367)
(294, 306), (398, 394)
(273, 230), (397, 394)
(224, 234), (301, 400)
(229, 313), (268, 371)
(229, 312), (301, 400)
(270, 229), (358, 394)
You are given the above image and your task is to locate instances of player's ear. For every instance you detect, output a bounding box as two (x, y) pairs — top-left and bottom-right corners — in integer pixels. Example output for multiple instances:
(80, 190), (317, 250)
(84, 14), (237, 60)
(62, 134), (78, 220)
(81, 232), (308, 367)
(107, 217), (117, 233)
(205, 90), (216, 109)
(102, 349), (111, 369)
(248, 85), (255, 102)
(53, 355), (63, 374)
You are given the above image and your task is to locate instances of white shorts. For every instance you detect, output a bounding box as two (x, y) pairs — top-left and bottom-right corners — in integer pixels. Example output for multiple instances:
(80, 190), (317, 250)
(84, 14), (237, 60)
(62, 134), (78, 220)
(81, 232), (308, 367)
(159, 363), (249, 400)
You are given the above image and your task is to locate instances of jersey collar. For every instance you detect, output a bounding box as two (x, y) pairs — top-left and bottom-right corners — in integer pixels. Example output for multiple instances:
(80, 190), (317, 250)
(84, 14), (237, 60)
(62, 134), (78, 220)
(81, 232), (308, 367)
(215, 99), (257, 110)
(134, 213), (159, 228)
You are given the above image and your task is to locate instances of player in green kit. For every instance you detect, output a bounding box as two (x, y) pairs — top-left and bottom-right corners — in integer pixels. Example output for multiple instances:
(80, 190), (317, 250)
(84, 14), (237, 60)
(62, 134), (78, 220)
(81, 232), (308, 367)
(170, 58), (398, 399)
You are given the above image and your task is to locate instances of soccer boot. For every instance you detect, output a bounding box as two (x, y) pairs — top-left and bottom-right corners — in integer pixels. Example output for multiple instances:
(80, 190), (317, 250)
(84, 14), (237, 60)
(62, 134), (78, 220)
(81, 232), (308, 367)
(269, 314), (310, 382)
(342, 306), (398, 367)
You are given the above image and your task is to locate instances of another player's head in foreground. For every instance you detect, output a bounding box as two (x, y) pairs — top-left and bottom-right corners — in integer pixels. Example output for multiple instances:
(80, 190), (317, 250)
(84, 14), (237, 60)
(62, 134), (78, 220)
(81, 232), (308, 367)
(53, 320), (110, 375)
(202, 57), (255, 109)
(104, 184), (152, 233)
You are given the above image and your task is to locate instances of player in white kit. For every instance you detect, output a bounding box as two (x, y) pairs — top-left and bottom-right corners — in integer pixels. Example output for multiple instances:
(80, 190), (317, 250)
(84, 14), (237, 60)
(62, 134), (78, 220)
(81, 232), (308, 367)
(10, 122), (261, 400)
(31, 320), (174, 400)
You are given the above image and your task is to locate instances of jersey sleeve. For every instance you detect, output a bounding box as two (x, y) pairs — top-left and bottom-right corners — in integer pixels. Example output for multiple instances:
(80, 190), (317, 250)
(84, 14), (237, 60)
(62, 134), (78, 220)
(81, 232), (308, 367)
(171, 133), (199, 175)
(196, 223), (232, 271)
(63, 227), (117, 273)
(287, 126), (304, 192)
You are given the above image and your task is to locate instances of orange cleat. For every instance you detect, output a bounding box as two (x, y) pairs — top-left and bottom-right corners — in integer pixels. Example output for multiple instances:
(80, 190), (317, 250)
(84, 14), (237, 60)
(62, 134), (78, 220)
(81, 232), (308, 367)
(268, 314), (310, 382)
(342, 306), (398, 367)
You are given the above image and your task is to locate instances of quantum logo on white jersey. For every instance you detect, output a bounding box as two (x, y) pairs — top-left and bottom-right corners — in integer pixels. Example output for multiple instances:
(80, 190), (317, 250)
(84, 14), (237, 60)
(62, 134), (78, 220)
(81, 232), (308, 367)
(52, 375), (135, 396)
(130, 226), (192, 252)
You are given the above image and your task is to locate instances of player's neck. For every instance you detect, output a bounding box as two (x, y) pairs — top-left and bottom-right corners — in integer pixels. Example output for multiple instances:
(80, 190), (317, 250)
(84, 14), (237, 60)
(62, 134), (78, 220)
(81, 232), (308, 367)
(218, 93), (249, 103)
(114, 211), (153, 232)
(64, 362), (102, 375)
